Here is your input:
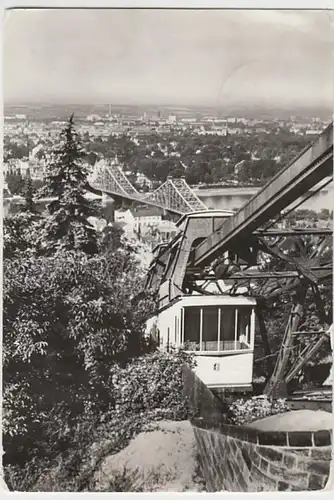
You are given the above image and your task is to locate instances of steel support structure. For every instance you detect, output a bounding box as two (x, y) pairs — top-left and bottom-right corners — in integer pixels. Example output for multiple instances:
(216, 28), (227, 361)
(89, 160), (208, 215)
(285, 326), (332, 384)
(264, 285), (308, 398)
(143, 124), (333, 394)
(193, 123), (333, 267)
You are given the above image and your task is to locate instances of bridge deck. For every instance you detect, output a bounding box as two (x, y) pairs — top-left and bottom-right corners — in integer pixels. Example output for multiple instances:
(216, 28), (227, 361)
(90, 160), (208, 215)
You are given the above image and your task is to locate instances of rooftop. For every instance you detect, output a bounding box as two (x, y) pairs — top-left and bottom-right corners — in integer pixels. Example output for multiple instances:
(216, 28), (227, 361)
(176, 209), (234, 228)
(131, 206), (163, 218)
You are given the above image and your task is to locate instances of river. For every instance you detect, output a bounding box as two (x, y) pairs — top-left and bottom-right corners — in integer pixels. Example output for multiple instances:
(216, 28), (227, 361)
(193, 183), (334, 212)
(3, 182), (333, 218)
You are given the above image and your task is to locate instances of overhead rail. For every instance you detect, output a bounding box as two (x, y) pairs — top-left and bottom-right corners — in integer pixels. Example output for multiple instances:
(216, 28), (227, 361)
(194, 123), (333, 267)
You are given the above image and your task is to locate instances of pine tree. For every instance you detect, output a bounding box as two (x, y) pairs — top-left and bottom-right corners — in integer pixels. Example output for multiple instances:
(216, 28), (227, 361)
(22, 169), (36, 213)
(41, 114), (99, 255)
(6, 170), (25, 195)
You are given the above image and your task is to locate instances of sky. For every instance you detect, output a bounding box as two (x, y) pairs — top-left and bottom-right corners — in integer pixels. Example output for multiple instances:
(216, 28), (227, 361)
(3, 8), (334, 108)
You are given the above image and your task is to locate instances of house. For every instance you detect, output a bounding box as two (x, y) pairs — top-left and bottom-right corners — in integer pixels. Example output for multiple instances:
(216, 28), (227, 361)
(305, 129), (321, 136)
(13, 159), (30, 177)
(128, 126), (155, 136)
(114, 208), (136, 228)
(131, 206), (163, 234)
(136, 172), (153, 189)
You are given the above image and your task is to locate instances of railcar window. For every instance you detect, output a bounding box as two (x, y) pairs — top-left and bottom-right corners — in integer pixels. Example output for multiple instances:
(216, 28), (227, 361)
(183, 305), (253, 352)
(219, 307), (236, 350)
(202, 307), (219, 351)
(238, 307), (252, 347)
(184, 307), (200, 350)
(167, 327), (170, 351)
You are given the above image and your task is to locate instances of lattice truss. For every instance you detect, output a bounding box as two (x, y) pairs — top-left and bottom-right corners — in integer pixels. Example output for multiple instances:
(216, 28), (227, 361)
(89, 161), (208, 214)
(183, 227), (333, 397)
(183, 229), (332, 305)
(89, 160), (140, 198)
(143, 177), (207, 214)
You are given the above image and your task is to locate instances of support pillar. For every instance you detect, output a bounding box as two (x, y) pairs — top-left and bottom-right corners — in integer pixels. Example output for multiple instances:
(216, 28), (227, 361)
(264, 284), (308, 398)
(101, 192), (115, 223)
(256, 306), (274, 380)
(325, 324), (334, 490)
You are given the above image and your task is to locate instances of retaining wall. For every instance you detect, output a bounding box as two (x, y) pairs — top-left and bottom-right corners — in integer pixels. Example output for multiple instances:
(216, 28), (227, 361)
(182, 364), (228, 423)
(192, 418), (332, 492)
(182, 363), (332, 492)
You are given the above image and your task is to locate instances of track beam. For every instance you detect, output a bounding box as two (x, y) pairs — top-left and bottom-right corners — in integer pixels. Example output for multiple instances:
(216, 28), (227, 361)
(193, 123), (333, 268)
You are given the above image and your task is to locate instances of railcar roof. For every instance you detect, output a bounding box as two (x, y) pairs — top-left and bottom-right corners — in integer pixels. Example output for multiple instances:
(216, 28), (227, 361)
(176, 209), (234, 228)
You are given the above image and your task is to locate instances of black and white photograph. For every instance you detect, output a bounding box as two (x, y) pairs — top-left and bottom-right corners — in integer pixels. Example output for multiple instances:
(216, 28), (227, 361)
(2, 5), (333, 493)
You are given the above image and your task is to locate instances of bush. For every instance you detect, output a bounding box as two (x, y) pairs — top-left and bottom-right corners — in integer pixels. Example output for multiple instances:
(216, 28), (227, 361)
(75, 349), (196, 491)
(227, 395), (289, 426)
(2, 244), (156, 489)
(110, 349), (196, 420)
(4, 349), (195, 492)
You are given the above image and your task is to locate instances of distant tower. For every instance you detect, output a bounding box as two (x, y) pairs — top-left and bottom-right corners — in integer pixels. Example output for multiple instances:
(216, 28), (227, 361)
(108, 104), (112, 117)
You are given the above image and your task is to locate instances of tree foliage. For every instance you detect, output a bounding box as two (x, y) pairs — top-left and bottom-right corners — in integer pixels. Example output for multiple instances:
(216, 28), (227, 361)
(110, 349), (195, 419)
(3, 248), (154, 467)
(4, 350), (195, 492)
(227, 395), (289, 426)
(4, 142), (30, 161)
(5, 169), (25, 195)
(22, 170), (36, 213)
(86, 130), (310, 186)
(39, 115), (100, 255)
(2, 116), (159, 492)
(3, 212), (42, 259)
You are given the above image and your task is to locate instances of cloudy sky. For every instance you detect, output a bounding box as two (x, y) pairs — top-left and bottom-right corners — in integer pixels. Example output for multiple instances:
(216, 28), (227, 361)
(3, 8), (333, 108)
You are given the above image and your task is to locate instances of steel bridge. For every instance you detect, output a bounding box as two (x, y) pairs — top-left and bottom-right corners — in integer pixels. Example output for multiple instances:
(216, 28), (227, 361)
(144, 122), (333, 399)
(88, 159), (207, 214)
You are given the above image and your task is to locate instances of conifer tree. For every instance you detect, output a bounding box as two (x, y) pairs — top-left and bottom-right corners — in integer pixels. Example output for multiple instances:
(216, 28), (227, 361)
(22, 169), (36, 213)
(6, 169), (25, 195)
(41, 114), (99, 255)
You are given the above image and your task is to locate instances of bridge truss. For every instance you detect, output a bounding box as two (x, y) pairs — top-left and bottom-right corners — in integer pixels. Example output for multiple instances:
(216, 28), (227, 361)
(89, 159), (207, 214)
(144, 123), (333, 398)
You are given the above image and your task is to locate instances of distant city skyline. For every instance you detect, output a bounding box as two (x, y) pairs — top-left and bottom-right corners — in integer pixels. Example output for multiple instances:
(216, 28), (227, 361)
(3, 9), (333, 109)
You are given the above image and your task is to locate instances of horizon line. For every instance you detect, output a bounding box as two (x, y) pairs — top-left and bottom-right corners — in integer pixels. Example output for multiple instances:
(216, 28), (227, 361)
(4, 101), (332, 111)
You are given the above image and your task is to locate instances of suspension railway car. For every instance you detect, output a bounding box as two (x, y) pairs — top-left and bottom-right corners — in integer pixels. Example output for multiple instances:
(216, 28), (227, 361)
(146, 294), (257, 391)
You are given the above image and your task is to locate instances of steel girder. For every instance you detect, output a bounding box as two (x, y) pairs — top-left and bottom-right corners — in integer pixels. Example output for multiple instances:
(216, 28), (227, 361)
(89, 160), (141, 198)
(193, 123), (333, 267)
(89, 161), (207, 215)
(143, 177), (207, 213)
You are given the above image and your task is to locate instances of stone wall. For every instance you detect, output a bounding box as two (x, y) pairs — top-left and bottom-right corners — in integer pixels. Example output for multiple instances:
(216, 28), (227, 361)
(192, 418), (332, 492)
(182, 364), (228, 424)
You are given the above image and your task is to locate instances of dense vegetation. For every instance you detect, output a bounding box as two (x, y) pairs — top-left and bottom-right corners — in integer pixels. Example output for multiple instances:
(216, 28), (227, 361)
(82, 130), (311, 185)
(5, 126), (312, 190)
(3, 117), (196, 492)
(3, 116), (332, 491)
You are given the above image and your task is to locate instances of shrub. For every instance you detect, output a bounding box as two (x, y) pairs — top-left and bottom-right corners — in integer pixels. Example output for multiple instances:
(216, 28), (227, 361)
(76, 349), (196, 491)
(2, 244), (156, 490)
(4, 349), (195, 492)
(110, 349), (196, 420)
(227, 395), (289, 426)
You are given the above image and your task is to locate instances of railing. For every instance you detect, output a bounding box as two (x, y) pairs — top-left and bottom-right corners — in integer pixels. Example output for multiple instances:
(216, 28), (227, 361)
(184, 340), (251, 352)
